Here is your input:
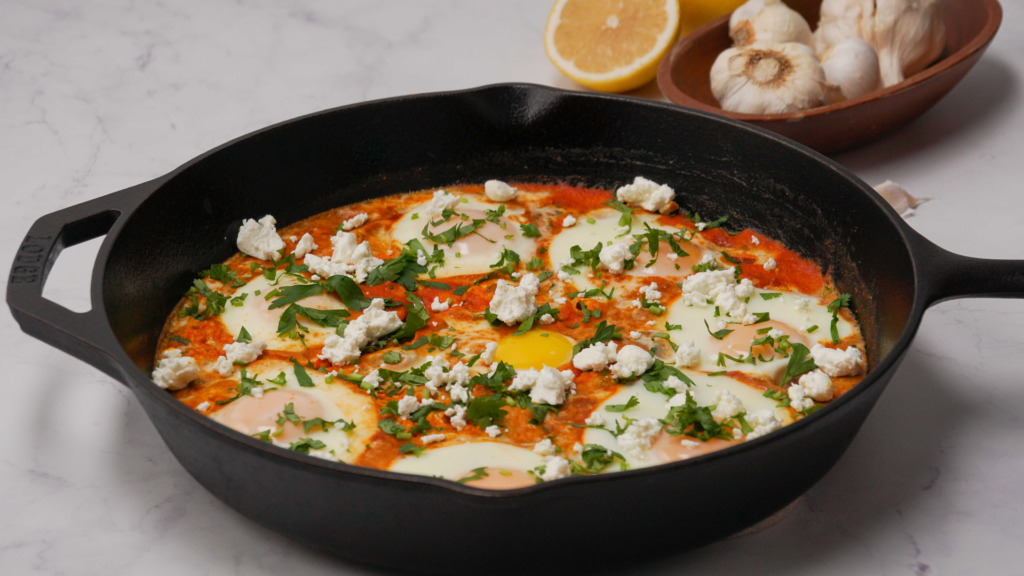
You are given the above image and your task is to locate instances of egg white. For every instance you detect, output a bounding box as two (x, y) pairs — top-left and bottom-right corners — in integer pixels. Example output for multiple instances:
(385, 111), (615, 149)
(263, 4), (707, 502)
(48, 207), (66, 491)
(388, 441), (545, 480)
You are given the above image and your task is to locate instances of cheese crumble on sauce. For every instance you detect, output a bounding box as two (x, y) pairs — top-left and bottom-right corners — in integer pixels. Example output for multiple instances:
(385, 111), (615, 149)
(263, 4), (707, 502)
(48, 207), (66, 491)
(155, 180), (867, 488)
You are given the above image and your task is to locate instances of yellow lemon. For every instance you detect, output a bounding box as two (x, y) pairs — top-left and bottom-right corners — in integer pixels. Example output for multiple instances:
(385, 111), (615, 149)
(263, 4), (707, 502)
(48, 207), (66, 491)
(544, 0), (681, 93)
(678, 0), (749, 37)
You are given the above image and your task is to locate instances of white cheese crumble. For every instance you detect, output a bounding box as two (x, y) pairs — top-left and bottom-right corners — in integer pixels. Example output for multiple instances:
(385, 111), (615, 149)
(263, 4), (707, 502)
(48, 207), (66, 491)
(767, 328), (785, 340)
(341, 213), (368, 231)
(696, 222), (707, 231)
(629, 331), (642, 340)
(430, 297), (450, 312)
(557, 270), (571, 282)
(213, 356), (234, 377)
(751, 236), (760, 245)
(484, 180), (518, 202)
(398, 395), (421, 419)
(764, 257), (777, 271)
(572, 341), (617, 372)
(680, 269), (756, 322)
(745, 409), (782, 440)
(562, 215), (577, 227)
(319, 298), (403, 365)
(810, 344), (864, 378)
(638, 282), (662, 302)
(793, 296), (811, 312)
(617, 417), (663, 459)
(423, 190), (460, 219)
(787, 383), (815, 412)
(236, 215), (286, 261)
(533, 439), (557, 456)
(195, 401), (210, 412)
(152, 350), (200, 391)
(539, 314), (555, 325)
(711, 390), (744, 419)
(598, 242), (634, 274)
(362, 369), (382, 390)
(421, 433), (445, 445)
(488, 273), (540, 325)
(674, 341), (701, 368)
(445, 404), (467, 430)
(616, 176), (675, 213)
(667, 389), (692, 407)
(680, 439), (700, 449)
(293, 233), (318, 259)
(553, 296), (567, 305)
(608, 345), (654, 380)
(250, 386), (264, 399)
(799, 370), (835, 401)
(303, 231), (383, 283)
(485, 425), (502, 438)
(585, 412), (606, 426)
(224, 340), (268, 365)
(509, 366), (575, 406)
(541, 456), (571, 481)
(479, 342), (498, 365)
(416, 250), (428, 266)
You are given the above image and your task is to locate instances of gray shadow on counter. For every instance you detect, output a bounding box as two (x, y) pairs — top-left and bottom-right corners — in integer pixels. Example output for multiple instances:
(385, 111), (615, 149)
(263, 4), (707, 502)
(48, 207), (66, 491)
(833, 56), (1020, 171)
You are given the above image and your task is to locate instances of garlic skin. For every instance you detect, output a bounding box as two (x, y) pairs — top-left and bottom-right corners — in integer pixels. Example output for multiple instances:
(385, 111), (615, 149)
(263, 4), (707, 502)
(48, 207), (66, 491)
(874, 180), (927, 217)
(711, 42), (827, 115)
(821, 38), (881, 100)
(815, 0), (946, 88)
(729, 0), (813, 48)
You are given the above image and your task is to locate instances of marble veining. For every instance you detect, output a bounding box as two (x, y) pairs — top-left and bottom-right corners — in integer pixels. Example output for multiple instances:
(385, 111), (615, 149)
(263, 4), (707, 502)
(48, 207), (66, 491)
(1, 1), (1023, 574)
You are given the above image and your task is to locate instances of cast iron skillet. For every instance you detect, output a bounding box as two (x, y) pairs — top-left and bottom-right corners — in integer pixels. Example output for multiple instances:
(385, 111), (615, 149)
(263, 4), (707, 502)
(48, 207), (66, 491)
(8, 84), (1024, 574)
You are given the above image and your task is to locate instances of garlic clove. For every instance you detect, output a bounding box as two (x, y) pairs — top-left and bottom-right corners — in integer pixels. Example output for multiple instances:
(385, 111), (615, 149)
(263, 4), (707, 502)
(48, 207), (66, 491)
(874, 180), (927, 217)
(821, 38), (881, 100)
(729, 0), (813, 48)
(711, 42), (827, 115)
(815, 0), (946, 88)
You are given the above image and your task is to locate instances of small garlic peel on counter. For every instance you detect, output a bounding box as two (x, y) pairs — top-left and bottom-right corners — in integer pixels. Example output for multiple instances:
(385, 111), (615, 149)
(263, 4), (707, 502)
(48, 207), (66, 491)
(815, 0), (946, 88)
(729, 0), (813, 47)
(874, 180), (927, 217)
(711, 42), (826, 115)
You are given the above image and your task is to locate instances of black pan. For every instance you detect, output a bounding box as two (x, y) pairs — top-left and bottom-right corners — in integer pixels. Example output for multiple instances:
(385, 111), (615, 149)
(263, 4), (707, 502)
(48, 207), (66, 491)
(8, 84), (1023, 574)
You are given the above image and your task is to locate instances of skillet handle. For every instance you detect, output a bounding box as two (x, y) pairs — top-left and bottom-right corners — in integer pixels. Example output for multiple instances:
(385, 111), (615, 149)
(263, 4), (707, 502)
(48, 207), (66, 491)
(907, 226), (1024, 306)
(6, 181), (155, 383)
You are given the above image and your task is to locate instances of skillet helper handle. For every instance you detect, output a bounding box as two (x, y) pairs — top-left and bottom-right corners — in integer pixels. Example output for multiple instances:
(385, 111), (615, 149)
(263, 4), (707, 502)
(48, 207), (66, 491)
(6, 183), (152, 382)
(909, 228), (1024, 305)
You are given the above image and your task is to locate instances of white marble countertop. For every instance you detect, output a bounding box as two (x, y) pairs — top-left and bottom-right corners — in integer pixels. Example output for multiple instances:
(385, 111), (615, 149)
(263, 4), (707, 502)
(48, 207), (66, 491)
(2, 1), (1022, 574)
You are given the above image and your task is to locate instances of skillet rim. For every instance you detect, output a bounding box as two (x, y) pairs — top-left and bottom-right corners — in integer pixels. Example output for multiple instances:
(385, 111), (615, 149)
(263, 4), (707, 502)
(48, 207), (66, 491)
(93, 83), (929, 498)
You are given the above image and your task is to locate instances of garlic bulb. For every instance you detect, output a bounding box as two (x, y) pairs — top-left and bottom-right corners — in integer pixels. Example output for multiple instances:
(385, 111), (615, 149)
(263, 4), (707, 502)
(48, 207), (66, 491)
(815, 0), (946, 87)
(729, 0), (813, 47)
(821, 38), (881, 100)
(711, 42), (827, 114)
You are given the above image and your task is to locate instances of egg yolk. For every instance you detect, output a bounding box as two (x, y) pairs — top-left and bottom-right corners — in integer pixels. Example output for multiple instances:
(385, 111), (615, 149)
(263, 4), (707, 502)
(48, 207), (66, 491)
(494, 330), (574, 370)
(631, 240), (703, 277)
(218, 389), (325, 442)
(714, 321), (809, 361)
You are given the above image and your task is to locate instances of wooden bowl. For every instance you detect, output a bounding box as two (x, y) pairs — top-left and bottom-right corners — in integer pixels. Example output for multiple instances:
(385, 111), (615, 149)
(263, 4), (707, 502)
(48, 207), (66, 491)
(656, 0), (1003, 155)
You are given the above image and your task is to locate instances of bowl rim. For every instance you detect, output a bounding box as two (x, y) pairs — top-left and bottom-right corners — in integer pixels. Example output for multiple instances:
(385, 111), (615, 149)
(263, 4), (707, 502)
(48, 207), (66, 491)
(656, 0), (1003, 121)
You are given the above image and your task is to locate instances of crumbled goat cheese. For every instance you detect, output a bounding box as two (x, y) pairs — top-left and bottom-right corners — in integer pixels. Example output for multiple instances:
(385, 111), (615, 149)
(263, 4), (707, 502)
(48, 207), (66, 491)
(799, 369), (835, 401)
(448, 383), (469, 404)
(629, 331), (643, 340)
(533, 439), (557, 456)
(303, 231), (383, 283)
(488, 273), (540, 325)
(696, 222), (707, 231)
(416, 250), (428, 266)
(319, 298), (403, 365)
(509, 366), (575, 405)
(362, 369), (382, 390)
(423, 190), (460, 218)
(609, 345), (654, 380)
(485, 425), (502, 438)
(680, 269), (756, 321)
(213, 356), (234, 377)
(680, 439), (700, 449)
(289, 235), (298, 243)
(342, 213), (369, 231)
(745, 409), (782, 440)
(764, 257), (777, 271)
(431, 297), (450, 312)
(585, 412), (606, 426)
(224, 340), (268, 365)
(674, 341), (701, 368)
(810, 344), (864, 378)
(751, 235), (760, 245)
(573, 341), (618, 372)
(616, 176), (675, 213)
(664, 375), (690, 395)
(667, 389), (691, 407)
(617, 417), (663, 459)
(639, 282), (662, 302)
(599, 242), (634, 274)
(562, 215), (577, 227)
(511, 272), (521, 279)
(484, 180), (518, 202)
(557, 270), (571, 282)
(293, 233), (319, 259)
(196, 401), (210, 412)
(787, 383), (815, 412)
(711, 390), (744, 419)
(573, 443), (584, 455)
(541, 456), (571, 481)
(480, 342), (498, 365)
(539, 314), (555, 325)
(421, 433), (445, 445)
(152, 351), (200, 391)
(250, 386), (264, 399)
(767, 328), (785, 340)
(793, 296), (811, 312)
(446, 404), (467, 430)
(236, 215), (285, 261)
(667, 252), (678, 261)
(398, 396), (421, 419)
(553, 296), (567, 305)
